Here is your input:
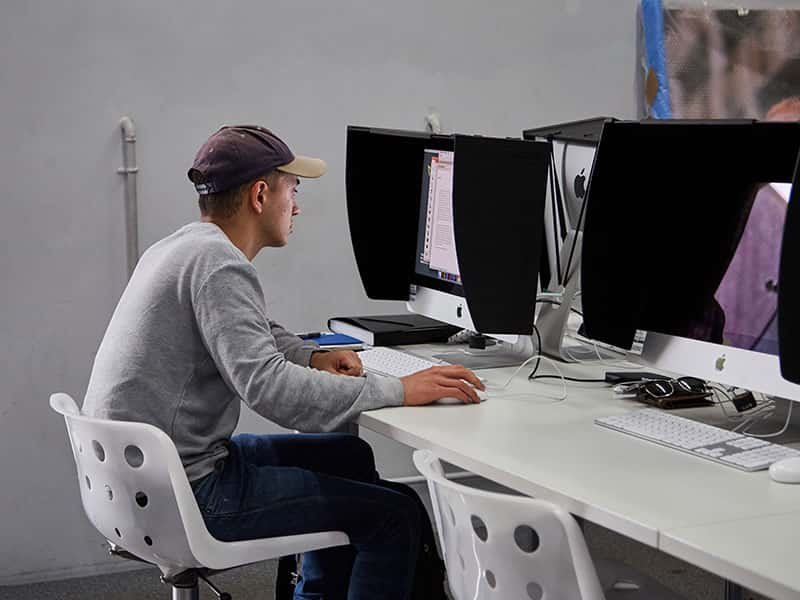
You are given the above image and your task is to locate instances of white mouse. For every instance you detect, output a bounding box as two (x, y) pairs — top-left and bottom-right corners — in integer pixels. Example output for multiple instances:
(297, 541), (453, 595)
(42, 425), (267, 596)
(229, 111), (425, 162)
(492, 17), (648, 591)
(434, 385), (489, 405)
(768, 456), (800, 484)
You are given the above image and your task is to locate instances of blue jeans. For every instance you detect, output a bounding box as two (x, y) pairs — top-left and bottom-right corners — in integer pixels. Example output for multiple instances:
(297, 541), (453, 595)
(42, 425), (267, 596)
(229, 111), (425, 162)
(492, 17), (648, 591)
(191, 433), (421, 600)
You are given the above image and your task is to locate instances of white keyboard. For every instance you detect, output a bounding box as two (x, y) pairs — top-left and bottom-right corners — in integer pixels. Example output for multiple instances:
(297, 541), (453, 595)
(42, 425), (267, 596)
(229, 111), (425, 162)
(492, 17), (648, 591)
(595, 409), (800, 471)
(359, 347), (441, 378)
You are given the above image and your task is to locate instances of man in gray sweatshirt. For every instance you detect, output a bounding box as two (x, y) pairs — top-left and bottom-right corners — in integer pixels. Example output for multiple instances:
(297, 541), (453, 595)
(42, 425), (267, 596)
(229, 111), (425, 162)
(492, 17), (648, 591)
(83, 125), (484, 600)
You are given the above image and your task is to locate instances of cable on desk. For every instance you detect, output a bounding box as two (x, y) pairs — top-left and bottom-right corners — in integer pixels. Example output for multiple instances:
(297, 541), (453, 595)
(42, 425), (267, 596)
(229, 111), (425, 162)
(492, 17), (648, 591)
(732, 399), (777, 432)
(561, 333), (635, 368)
(707, 383), (743, 421)
(529, 374), (606, 383)
(738, 397), (792, 439)
(706, 384), (769, 422)
(488, 350), (568, 402)
(530, 324), (542, 378)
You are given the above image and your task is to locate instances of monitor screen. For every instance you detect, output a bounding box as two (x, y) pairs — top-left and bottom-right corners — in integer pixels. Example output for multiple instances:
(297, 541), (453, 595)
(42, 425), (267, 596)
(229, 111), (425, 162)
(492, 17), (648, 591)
(713, 182), (791, 355)
(634, 181), (791, 364)
(580, 120), (800, 398)
(413, 149), (464, 297)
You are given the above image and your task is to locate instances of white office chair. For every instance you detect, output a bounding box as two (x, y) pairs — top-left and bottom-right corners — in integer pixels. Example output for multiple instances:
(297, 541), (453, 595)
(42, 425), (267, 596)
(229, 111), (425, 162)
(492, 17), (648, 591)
(50, 393), (349, 599)
(413, 450), (686, 600)
(413, 449), (605, 600)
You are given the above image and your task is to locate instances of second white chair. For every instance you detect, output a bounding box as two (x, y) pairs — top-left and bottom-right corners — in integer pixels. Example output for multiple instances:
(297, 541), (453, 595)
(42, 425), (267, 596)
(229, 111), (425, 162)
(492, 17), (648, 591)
(413, 448), (605, 600)
(413, 449), (687, 600)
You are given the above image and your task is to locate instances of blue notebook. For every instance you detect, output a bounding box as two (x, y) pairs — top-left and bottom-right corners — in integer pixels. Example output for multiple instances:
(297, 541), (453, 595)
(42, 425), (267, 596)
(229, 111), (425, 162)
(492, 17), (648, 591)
(306, 333), (365, 347)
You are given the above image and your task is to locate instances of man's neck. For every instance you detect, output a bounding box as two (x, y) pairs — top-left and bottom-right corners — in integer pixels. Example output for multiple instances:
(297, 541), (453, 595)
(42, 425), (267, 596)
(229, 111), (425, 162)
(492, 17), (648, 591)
(201, 216), (261, 261)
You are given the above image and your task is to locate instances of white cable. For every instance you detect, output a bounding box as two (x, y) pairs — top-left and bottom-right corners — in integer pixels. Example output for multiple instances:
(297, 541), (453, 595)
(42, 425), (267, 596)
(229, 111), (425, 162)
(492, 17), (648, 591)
(707, 383), (744, 421)
(485, 354), (568, 402)
(561, 332), (636, 369)
(741, 398), (793, 438)
(732, 399), (777, 432)
(708, 384), (774, 423)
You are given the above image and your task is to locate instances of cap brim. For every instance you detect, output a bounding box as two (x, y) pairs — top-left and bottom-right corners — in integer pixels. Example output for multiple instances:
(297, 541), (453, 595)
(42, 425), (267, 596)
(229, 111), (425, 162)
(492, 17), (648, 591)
(277, 155), (327, 178)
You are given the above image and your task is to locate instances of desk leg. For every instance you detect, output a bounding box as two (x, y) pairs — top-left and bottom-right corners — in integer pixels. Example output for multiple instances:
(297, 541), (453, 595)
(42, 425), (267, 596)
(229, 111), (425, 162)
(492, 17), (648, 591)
(724, 580), (743, 600)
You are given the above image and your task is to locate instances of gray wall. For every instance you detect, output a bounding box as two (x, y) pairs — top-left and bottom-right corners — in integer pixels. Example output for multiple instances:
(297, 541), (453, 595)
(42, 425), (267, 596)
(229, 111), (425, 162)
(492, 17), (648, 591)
(0, 0), (640, 584)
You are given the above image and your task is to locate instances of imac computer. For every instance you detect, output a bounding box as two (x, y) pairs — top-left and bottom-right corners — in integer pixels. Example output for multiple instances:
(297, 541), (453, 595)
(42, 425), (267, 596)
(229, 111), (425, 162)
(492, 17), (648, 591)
(345, 126), (551, 367)
(523, 118), (610, 361)
(407, 145), (548, 368)
(581, 119), (800, 400)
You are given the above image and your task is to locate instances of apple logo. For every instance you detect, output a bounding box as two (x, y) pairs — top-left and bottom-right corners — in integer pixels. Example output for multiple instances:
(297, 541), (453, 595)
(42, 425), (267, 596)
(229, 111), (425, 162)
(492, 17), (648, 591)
(574, 168), (587, 199)
(715, 354), (727, 371)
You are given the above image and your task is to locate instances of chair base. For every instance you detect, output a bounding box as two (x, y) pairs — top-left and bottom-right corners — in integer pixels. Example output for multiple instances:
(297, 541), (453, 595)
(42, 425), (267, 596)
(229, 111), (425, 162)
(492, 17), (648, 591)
(167, 571), (200, 600)
(166, 569), (232, 600)
(172, 585), (199, 600)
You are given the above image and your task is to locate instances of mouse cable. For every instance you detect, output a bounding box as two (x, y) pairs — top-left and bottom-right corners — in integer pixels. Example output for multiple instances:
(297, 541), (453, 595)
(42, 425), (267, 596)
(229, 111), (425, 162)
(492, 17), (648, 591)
(529, 374), (606, 383)
(740, 397), (793, 439)
(732, 399), (777, 432)
(488, 351), (568, 402)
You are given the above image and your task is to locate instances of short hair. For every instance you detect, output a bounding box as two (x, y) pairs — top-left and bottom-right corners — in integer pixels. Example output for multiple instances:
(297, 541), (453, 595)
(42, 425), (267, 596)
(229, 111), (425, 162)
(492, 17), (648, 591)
(198, 170), (279, 218)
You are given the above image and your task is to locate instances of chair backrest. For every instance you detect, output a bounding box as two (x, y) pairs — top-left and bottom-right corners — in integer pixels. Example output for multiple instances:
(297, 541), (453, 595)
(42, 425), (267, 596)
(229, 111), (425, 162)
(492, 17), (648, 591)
(413, 449), (605, 600)
(50, 393), (208, 573)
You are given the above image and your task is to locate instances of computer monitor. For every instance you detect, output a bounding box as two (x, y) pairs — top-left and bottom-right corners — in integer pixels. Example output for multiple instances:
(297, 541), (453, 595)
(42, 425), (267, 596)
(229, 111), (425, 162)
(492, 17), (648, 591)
(524, 118), (609, 289)
(345, 126), (550, 360)
(581, 119), (800, 399)
(522, 118), (608, 360)
(408, 147), (518, 343)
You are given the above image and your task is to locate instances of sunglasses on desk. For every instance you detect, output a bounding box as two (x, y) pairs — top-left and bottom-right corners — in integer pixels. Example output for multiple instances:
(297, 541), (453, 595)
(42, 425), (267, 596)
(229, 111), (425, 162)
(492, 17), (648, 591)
(636, 376), (709, 399)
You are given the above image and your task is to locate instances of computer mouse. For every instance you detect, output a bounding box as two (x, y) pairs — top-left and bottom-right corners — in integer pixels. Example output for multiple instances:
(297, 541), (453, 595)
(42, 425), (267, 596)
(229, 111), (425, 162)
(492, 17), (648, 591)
(768, 456), (800, 484)
(434, 387), (488, 405)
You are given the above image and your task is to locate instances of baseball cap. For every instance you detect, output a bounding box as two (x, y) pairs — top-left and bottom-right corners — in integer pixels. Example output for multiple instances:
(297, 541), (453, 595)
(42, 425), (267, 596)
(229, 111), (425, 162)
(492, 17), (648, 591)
(187, 125), (327, 195)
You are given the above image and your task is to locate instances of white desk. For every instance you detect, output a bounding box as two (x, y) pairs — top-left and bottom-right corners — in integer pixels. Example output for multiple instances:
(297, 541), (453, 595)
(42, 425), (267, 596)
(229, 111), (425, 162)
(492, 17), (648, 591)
(357, 347), (800, 599)
(661, 513), (800, 600)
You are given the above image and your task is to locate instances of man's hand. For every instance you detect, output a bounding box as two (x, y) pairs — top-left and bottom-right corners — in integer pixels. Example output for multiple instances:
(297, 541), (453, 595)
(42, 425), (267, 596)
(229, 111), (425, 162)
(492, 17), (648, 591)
(400, 365), (485, 406)
(310, 350), (364, 376)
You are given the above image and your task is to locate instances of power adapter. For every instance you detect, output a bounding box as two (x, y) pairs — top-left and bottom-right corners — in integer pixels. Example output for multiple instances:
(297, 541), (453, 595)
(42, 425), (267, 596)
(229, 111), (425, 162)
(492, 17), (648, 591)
(731, 391), (757, 412)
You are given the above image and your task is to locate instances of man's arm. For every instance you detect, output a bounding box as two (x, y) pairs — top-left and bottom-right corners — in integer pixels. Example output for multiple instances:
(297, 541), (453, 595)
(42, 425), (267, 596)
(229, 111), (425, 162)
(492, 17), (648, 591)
(268, 319), (363, 376)
(268, 319), (319, 366)
(193, 262), (404, 431)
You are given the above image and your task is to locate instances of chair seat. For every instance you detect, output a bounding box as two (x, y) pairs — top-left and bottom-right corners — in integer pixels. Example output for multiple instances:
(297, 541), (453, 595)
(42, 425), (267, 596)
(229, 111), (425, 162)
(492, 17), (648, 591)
(187, 530), (350, 573)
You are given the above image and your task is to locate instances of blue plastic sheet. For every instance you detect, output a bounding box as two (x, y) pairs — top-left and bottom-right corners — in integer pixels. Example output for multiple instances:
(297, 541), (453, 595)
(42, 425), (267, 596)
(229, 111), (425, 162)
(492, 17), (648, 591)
(641, 0), (672, 118)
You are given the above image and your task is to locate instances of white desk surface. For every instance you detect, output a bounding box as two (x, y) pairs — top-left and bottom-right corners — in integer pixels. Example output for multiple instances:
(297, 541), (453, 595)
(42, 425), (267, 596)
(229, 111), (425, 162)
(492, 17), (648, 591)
(357, 345), (800, 598)
(661, 513), (800, 600)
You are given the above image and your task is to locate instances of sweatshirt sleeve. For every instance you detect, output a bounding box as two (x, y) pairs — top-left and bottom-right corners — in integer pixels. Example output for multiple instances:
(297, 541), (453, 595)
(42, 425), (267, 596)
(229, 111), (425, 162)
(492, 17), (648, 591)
(267, 319), (318, 366)
(192, 262), (403, 431)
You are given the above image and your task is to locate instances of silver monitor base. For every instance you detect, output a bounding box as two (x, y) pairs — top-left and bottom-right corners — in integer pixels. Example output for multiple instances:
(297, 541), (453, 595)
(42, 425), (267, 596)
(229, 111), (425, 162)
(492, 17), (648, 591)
(434, 335), (536, 369)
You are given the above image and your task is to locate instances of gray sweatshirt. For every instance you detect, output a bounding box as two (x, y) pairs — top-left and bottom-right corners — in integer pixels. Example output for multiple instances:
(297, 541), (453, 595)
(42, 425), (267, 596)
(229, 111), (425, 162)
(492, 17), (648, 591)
(83, 222), (404, 481)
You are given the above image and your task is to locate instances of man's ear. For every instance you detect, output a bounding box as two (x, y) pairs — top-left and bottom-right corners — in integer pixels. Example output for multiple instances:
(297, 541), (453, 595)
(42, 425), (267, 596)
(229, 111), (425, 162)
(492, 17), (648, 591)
(250, 181), (268, 214)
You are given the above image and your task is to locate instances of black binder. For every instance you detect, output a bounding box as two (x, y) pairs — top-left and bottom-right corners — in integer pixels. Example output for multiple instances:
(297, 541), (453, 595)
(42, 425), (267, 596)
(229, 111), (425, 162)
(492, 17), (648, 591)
(327, 314), (460, 346)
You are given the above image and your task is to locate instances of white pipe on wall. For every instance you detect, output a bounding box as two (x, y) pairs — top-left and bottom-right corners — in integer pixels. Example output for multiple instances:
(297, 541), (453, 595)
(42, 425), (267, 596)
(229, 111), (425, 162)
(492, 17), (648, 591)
(118, 116), (139, 279)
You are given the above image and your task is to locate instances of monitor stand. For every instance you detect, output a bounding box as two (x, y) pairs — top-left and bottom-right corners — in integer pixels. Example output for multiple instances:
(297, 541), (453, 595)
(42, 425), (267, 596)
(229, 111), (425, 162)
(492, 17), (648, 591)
(537, 231), (618, 363)
(433, 334), (537, 369)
